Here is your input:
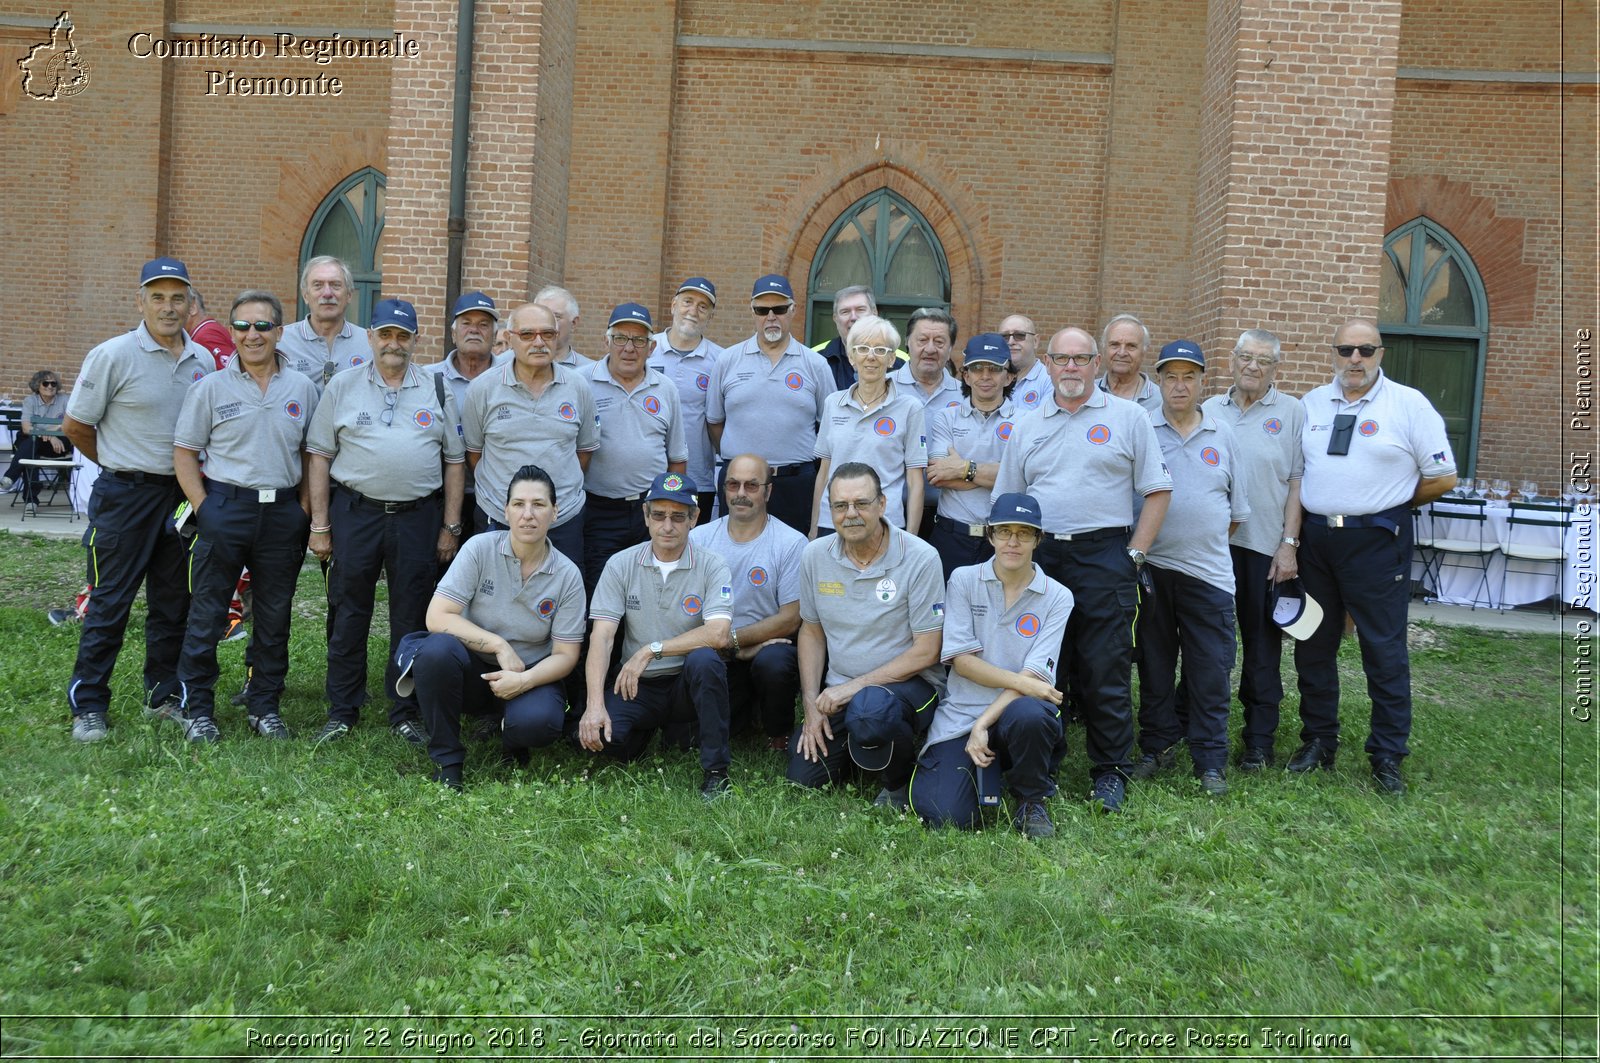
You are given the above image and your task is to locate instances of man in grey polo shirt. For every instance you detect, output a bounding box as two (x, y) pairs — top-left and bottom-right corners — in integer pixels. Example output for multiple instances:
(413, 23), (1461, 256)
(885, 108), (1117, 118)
(706, 274), (833, 535)
(167, 289), (319, 742)
(534, 285), (589, 368)
(892, 307), (964, 536)
(788, 462), (945, 809)
(650, 277), (723, 520)
(1201, 327), (1305, 770)
(580, 472), (735, 800)
(62, 256), (215, 742)
(1096, 313), (1162, 412)
(1000, 314), (1049, 413)
(690, 453), (806, 752)
(426, 290), (505, 541)
(461, 301), (600, 564)
(277, 256), (371, 389)
(992, 325), (1173, 813)
(306, 298), (466, 745)
(581, 302), (687, 594)
(1131, 341), (1250, 797)
(926, 333), (1017, 579)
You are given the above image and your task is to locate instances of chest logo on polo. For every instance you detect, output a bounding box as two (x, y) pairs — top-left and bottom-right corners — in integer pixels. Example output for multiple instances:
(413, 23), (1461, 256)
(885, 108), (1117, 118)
(1022, 390), (1040, 407)
(1087, 424), (1112, 445)
(681, 594), (703, 615)
(946, 399), (961, 410)
(1263, 417), (1283, 435)
(873, 416), (896, 437)
(1359, 419), (1379, 437)
(642, 395), (662, 415)
(283, 399), (303, 420)
(414, 409), (434, 428)
(875, 578), (897, 603)
(997, 421), (1014, 441)
(748, 566), (768, 587)
(1015, 613), (1041, 638)
(1200, 446), (1220, 466)
(351, 356), (365, 367)
(784, 371), (804, 391)
(557, 402), (577, 421)
(696, 373), (710, 391)
(817, 580), (845, 596)
(537, 598), (555, 617)
(192, 369), (205, 382)
(479, 579), (495, 596)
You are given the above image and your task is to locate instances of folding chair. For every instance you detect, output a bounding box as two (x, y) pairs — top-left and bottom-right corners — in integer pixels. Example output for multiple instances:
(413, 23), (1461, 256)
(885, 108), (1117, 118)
(1500, 501), (1571, 614)
(1411, 506), (1440, 599)
(1425, 498), (1498, 609)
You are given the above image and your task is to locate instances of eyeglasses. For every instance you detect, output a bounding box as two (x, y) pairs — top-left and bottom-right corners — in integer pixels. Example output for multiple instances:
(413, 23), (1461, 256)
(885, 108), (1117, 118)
(1233, 353), (1278, 367)
(851, 345), (894, 359)
(1046, 352), (1095, 367)
(381, 389), (397, 428)
(828, 497), (881, 514)
(513, 328), (558, 343)
(1333, 344), (1382, 359)
(990, 527), (1040, 544)
(752, 304), (793, 317)
(646, 509), (690, 524)
(609, 334), (651, 350)
(1000, 331), (1035, 342)
(726, 479), (768, 493)
(231, 320), (278, 333)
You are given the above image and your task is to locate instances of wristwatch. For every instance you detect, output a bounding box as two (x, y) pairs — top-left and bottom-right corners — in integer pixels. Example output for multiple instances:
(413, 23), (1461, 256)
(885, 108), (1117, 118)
(1127, 548), (1147, 567)
(650, 641), (664, 662)
(445, 522), (463, 536)
(963, 460), (977, 483)
(1281, 535), (1300, 547)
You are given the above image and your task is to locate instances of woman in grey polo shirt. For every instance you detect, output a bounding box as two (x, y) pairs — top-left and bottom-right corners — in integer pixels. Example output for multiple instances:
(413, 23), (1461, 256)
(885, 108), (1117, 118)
(402, 464), (586, 789)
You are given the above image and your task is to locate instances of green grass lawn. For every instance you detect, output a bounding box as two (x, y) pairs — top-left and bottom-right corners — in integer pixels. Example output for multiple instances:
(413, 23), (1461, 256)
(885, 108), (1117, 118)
(0, 530), (1593, 1059)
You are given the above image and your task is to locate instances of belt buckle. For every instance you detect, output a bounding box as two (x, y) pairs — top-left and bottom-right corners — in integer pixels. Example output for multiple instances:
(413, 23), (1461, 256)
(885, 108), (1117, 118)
(966, 523), (984, 537)
(1328, 514), (1346, 528)
(257, 489), (277, 504)
(383, 500), (403, 514)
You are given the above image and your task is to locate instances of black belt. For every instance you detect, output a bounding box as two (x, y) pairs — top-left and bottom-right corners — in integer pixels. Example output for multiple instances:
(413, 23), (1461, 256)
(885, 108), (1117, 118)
(337, 483), (441, 514)
(208, 481), (298, 503)
(1048, 525), (1130, 543)
(586, 490), (644, 510)
(1305, 504), (1408, 535)
(108, 469), (177, 486)
(934, 514), (986, 538)
(770, 461), (816, 478)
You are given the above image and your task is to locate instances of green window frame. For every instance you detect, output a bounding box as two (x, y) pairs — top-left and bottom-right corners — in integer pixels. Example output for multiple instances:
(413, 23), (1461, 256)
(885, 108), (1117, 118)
(298, 167), (386, 325)
(805, 188), (951, 345)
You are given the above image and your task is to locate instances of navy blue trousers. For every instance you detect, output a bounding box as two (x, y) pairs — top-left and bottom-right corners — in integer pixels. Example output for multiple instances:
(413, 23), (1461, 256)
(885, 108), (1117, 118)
(582, 495), (648, 596)
(412, 633), (568, 772)
(910, 696), (1063, 829)
(1135, 564), (1236, 772)
(725, 641), (800, 738)
(1231, 544), (1285, 754)
(589, 647), (731, 773)
(928, 514), (993, 583)
(784, 677), (938, 791)
(68, 474), (192, 718)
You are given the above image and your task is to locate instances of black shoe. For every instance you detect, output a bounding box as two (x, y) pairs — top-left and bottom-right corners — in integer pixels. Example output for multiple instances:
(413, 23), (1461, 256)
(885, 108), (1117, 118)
(699, 769), (731, 802)
(1129, 745), (1178, 781)
(1198, 768), (1228, 796)
(314, 719), (351, 744)
(1286, 738), (1336, 773)
(1012, 800), (1056, 839)
(431, 765), (464, 792)
(390, 717), (429, 747)
(1089, 773), (1125, 814)
(1239, 747), (1273, 772)
(1370, 757), (1406, 795)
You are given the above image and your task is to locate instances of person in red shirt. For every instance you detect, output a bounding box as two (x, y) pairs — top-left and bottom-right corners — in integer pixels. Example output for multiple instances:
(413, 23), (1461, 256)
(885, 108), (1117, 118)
(186, 289), (236, 371)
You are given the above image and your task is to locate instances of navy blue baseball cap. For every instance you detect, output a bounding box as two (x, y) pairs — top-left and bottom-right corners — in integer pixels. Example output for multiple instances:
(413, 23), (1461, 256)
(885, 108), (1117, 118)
(963, 333), (1011, 368)
(676, 277), (716, 304)
(1154, 339), (1205, 370)
(608, 302), (654, 331)
(988, 492), (1044, 531)
(370, 299), (419, 334)
(140, 256), (191, 287)
(751, 274), (795, 301)
(846, 687), (913, 773)
(451, 291), (499, 321)
(645, 471), (698, 506)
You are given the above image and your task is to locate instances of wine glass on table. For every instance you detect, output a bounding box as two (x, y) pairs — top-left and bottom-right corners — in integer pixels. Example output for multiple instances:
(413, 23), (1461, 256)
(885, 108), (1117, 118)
(1519, 480), (1538, 503)
(1490, 479), (1511, 505)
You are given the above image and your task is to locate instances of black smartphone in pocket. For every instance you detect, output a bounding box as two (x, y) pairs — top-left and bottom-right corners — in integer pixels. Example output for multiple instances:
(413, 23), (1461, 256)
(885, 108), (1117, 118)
(1327, 413), (1357, 456)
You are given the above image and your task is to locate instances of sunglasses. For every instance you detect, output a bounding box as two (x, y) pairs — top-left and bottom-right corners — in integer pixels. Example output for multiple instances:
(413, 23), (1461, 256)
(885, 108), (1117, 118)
(231, 320), (278, 333)
(752, 304), (792, 317)
(40, 381), (59, 388)
(1333, 344), (1381, 359)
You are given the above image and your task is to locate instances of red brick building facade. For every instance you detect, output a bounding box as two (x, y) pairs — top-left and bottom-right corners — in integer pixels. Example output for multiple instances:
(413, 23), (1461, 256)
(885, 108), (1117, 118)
(1, 1), (1592, 488)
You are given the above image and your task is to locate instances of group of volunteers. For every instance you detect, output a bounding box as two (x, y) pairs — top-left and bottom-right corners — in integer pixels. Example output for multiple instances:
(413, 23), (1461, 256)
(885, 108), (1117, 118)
(54, 253), (1457, 838)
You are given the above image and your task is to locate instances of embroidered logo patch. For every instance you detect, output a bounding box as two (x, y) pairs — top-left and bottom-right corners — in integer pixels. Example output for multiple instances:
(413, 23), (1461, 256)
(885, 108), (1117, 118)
(537, 598), (556, 617)
(1087, 424), (1112, 445)
(875, 578), (897, 603)
(1359, 419), (1379, 437)
(681, 594), (703, 615)
(413, 409), (434, 428)
(192, 370), (205, 381)
(748, 566), (768, 587)
(784, 371), (804, 391)
(284, 400), (303, 420)
(642, 395), (661, 415)
(350, 356), (365, 367)
(661, 474), (685, 492)
(558, 402), (576, 421)
(1263, 417), (1283, 435)
(1016, 613), (1041, 638)
(817, 580), (845, 596)
(695, 373), (710, 391)
(1201, 446), (1220, 466)
(997, 421), (1014, 441)
(1023, 389), (1040, 407)
(873, 416), (896, 436)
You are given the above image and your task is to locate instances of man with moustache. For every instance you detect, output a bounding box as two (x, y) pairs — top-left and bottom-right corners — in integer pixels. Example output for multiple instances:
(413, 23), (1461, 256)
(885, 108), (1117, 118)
(925, 333), (1018, 579)
(891, 307), (964, 537)
(1201, 328), (1306, 770)
(277, 256), (371, 389)
(1097, 313), (1162, 412)
(999, 314), (1049, 414)
(690, 453), (807, 752)
(706, 275), (833, 534)
(426, 291), (504, 540)
(62, 257), (215, 742)
(992, 326), (1172, 813)
(1291, 318), (1457, 795)
(306, 299), (466, 745)
(166, 289), (318, 742)
(650, 278), (722, 519)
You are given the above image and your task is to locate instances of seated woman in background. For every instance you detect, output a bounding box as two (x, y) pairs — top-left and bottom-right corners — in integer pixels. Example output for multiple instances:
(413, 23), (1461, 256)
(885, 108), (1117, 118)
(3, 369), (72, 513)
(396, 464), (586, 790)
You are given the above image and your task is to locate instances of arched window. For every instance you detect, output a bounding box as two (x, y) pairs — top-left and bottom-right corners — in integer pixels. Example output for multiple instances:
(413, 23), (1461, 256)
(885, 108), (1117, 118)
(299, 167), (385, 325)
(806, 188), (951, 344)
(1379, 217), (1488, 474)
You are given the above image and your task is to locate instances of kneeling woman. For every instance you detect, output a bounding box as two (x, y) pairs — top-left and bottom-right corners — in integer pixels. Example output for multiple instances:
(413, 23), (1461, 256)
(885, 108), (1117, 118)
(404, 464), (586, 789)
(910, 493), (1074, 837)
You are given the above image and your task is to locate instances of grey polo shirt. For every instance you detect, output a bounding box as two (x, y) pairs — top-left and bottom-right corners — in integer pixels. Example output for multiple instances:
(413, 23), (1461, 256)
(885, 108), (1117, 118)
(649, 333), (723, 489)
(1146, 410), (1250, 595)
(277, 318), (371, 390)
(582, 357), (688, 499)
(890, 365), (963, 515)
(798, 523), (946, 693)
(925, 559), (1074, 748)
(814, 383), (927, 530)
(927, 397), (1017, 525)
(689, 514), (807, 629)
(1012, 360), (1051, 413)
(1097, 372), (1162, 412)
(174, 355), (318, 489)
(305, 360), (465, 502)
(435, 531), (586, 667)
(461, 361), (600, 527)
(424, 350), (508, 497)
(992, 389), (1173, 534)
(706, 336), (833, 466)
(1202, 385), (1306, 557)
(67, 322), (215, 475)
(1300, 370), (1455, 517)
(590, 541), (734, 679)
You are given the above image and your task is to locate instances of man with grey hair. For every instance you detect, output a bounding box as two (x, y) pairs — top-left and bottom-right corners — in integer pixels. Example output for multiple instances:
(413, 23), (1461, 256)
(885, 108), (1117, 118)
(1201, 328), (1305, 771)
(278, 256), (371, 390)
(892, 306), (963, 536)
(1097, 312), (1161, 412)
(812, 285), (879, 392)
(534, 285), (589, 368)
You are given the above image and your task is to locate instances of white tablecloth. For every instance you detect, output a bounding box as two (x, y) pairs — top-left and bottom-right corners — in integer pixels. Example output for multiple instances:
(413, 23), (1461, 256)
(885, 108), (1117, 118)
(1413, 502), (1595, 610)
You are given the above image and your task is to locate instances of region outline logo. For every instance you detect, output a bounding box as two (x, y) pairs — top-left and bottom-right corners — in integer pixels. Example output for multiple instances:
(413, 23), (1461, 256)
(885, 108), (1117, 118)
(20, 11), (91, 102)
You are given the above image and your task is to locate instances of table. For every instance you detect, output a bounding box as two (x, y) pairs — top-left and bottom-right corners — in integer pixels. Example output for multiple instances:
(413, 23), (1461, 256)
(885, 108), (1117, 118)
(1412, 501), (1594, 610)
